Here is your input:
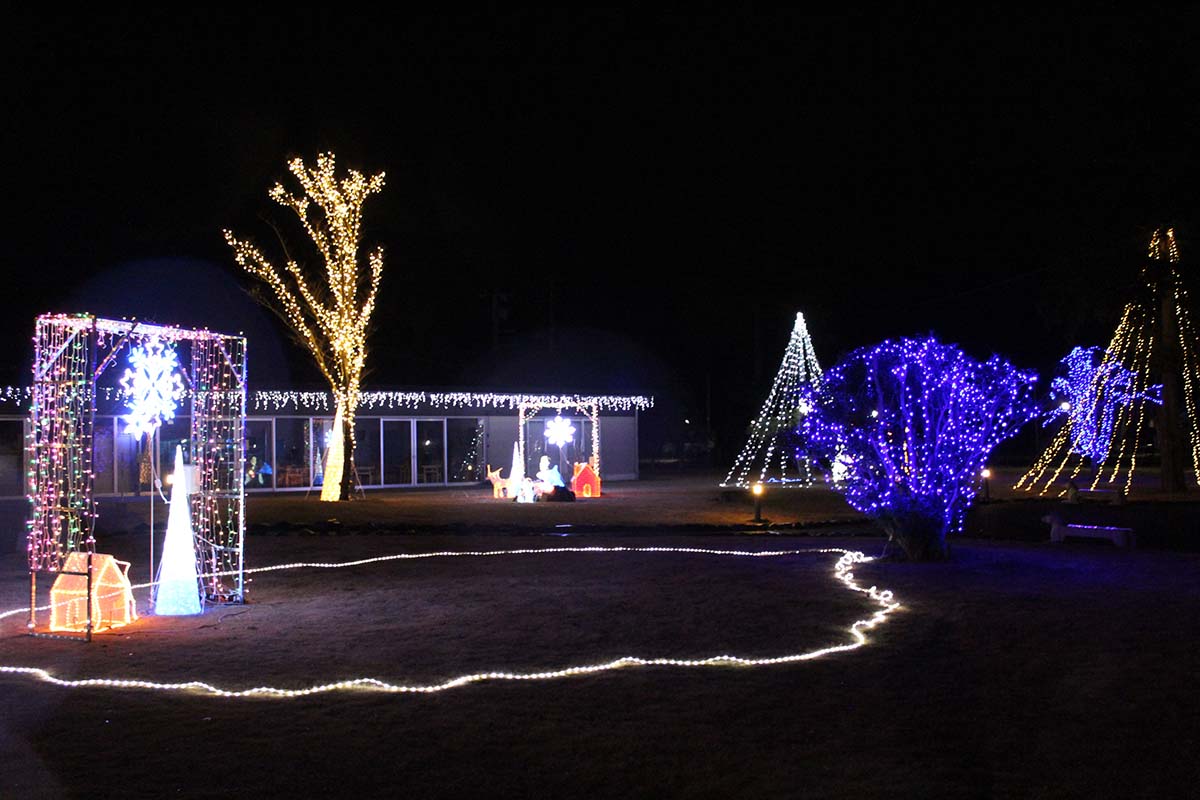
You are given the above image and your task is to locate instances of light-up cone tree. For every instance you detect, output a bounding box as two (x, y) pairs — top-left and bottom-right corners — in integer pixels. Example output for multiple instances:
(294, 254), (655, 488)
(225, 153), (386, 501)
(722, 312), (823, 488)
(1017, 228), (1199, 495)
(802, 336), (1039, 561)
(155, 445), (202, 615)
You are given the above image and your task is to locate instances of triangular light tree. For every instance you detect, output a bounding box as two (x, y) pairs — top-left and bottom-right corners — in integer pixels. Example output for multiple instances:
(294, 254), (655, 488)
(154, 445), (202, 615)
(722, 312), (823, 488)
(1017, 227), (1199, 495)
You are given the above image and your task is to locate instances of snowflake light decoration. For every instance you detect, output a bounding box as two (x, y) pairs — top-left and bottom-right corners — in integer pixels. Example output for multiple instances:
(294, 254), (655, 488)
(544, 415), (576, 448)
(121, 338), (184, 439)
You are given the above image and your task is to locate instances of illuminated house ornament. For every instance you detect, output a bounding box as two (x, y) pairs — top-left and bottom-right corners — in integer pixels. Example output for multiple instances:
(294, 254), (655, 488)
(722, 311), (824, 489)
(120, 338), (184, 439)
(544, 415), (576, 448)
(572, 459), (601, 497)
(49, 552), (136, 633)
(153, 446), (202, 616)
(802, 336), (1039, 560)
(1017, 228), (1200, 495)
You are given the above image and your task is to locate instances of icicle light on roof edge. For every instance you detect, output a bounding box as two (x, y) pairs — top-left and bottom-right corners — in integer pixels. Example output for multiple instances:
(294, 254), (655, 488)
(0, 388), (654, 413)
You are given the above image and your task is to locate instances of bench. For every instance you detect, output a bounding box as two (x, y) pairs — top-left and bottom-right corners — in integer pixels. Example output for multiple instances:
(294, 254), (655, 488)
(1043, 514), (1135, 548)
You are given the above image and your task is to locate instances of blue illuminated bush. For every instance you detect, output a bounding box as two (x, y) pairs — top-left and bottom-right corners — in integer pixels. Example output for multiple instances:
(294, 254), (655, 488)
(801, 336), (1039, 560)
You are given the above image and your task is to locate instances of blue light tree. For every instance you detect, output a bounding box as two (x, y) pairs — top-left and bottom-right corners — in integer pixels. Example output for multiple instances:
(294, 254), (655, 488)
(1043, 346), (1161, 463)
(801, 336), (1040, 560)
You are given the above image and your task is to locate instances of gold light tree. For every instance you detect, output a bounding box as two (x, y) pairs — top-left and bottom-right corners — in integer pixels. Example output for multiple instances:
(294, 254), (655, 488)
(1017, 227), (1199, 495)
(225, 153), (386, 501)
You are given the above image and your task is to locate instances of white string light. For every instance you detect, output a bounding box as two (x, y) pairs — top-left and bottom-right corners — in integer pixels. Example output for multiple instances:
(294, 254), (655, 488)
(1, 547), (899, 699)
(0, 388), (655, 413)
(723, 312), (824, 489)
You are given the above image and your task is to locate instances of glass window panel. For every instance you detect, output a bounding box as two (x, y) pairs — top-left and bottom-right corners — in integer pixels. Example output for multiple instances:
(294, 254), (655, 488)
(383, 420), (412, 485)
(524, 419), (546, 476)
(416, 420), (444, 484)
(92, 417), (115, 495)
(274, 418), (311, 488)
(447, 418), (486, 483)
(157, 416), (191, 472)
(117, 430), (151, 495)
(244, 420), (273, 490)
(0, 419), (23, 496)
(353, 417), (381, 486)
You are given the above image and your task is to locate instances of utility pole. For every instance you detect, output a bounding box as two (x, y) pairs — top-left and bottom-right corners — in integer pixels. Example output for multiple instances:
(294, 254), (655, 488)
(1148, 229), (1189, 492)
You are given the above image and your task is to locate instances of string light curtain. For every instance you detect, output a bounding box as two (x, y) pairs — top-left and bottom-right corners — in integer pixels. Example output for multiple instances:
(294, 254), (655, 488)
(25, 314), (247, 604)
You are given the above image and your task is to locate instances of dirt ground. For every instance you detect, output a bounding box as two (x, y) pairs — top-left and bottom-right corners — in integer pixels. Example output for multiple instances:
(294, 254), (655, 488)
(2, 473), (1198, 797)
(2, 524), (1198, 799)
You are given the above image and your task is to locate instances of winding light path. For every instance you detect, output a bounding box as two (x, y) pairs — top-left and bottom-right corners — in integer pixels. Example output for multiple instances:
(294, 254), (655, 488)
(0, 546), (901, 699)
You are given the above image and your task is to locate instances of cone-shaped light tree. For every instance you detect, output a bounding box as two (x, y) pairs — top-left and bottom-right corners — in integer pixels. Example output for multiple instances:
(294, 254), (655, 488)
(722, 312), (823, 488)
(154, 445), (202, 615)
(225, 153), (385, 501)
(1017, 227), (1199, 495)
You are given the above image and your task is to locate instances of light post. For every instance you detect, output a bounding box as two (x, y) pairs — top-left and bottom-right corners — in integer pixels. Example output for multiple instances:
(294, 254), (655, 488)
(752, 482), (765, 523)
(981, 468), (991, 502)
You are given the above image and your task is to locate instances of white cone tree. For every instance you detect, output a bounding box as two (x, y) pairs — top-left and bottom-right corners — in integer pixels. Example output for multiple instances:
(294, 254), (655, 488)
(722, 312), (823, 488)
(154, 445), (202, 615)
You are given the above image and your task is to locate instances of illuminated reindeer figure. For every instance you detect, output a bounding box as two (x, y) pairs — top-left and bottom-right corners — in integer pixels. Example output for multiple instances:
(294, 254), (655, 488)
(486, 465), (509, 499)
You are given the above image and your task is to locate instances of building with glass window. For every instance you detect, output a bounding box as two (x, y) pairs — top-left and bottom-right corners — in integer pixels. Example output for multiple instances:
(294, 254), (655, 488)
(0, 388), (652, 498)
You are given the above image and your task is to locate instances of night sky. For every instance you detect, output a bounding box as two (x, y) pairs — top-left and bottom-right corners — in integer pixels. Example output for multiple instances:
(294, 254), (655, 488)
(7, 11), (1198, 459)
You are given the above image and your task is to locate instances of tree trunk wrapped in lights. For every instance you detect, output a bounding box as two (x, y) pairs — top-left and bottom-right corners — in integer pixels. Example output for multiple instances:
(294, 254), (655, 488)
(225, 153), (385, 501)
(801, 336), (1039, 561)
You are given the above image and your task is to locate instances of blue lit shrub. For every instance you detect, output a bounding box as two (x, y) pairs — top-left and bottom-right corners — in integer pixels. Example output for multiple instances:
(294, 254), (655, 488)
(802, 336), (1039, 560)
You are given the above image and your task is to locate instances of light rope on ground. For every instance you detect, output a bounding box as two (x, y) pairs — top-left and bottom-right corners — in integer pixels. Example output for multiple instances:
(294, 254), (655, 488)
(0, 547), (901, 698)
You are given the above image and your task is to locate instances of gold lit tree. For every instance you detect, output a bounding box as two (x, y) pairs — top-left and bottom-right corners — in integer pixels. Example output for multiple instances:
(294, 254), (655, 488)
(225, 153), (386, 501)
(1017, 227), (1199, 495)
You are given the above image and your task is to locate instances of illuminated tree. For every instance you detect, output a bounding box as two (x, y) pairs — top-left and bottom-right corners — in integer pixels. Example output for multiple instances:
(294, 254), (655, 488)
(225, 153), (385, 501)
(721, 312), (823, 488)
(1040, 346), (1161, 465)
(802, 336), (1039, 561)
(1017, 228), (1199, 495)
